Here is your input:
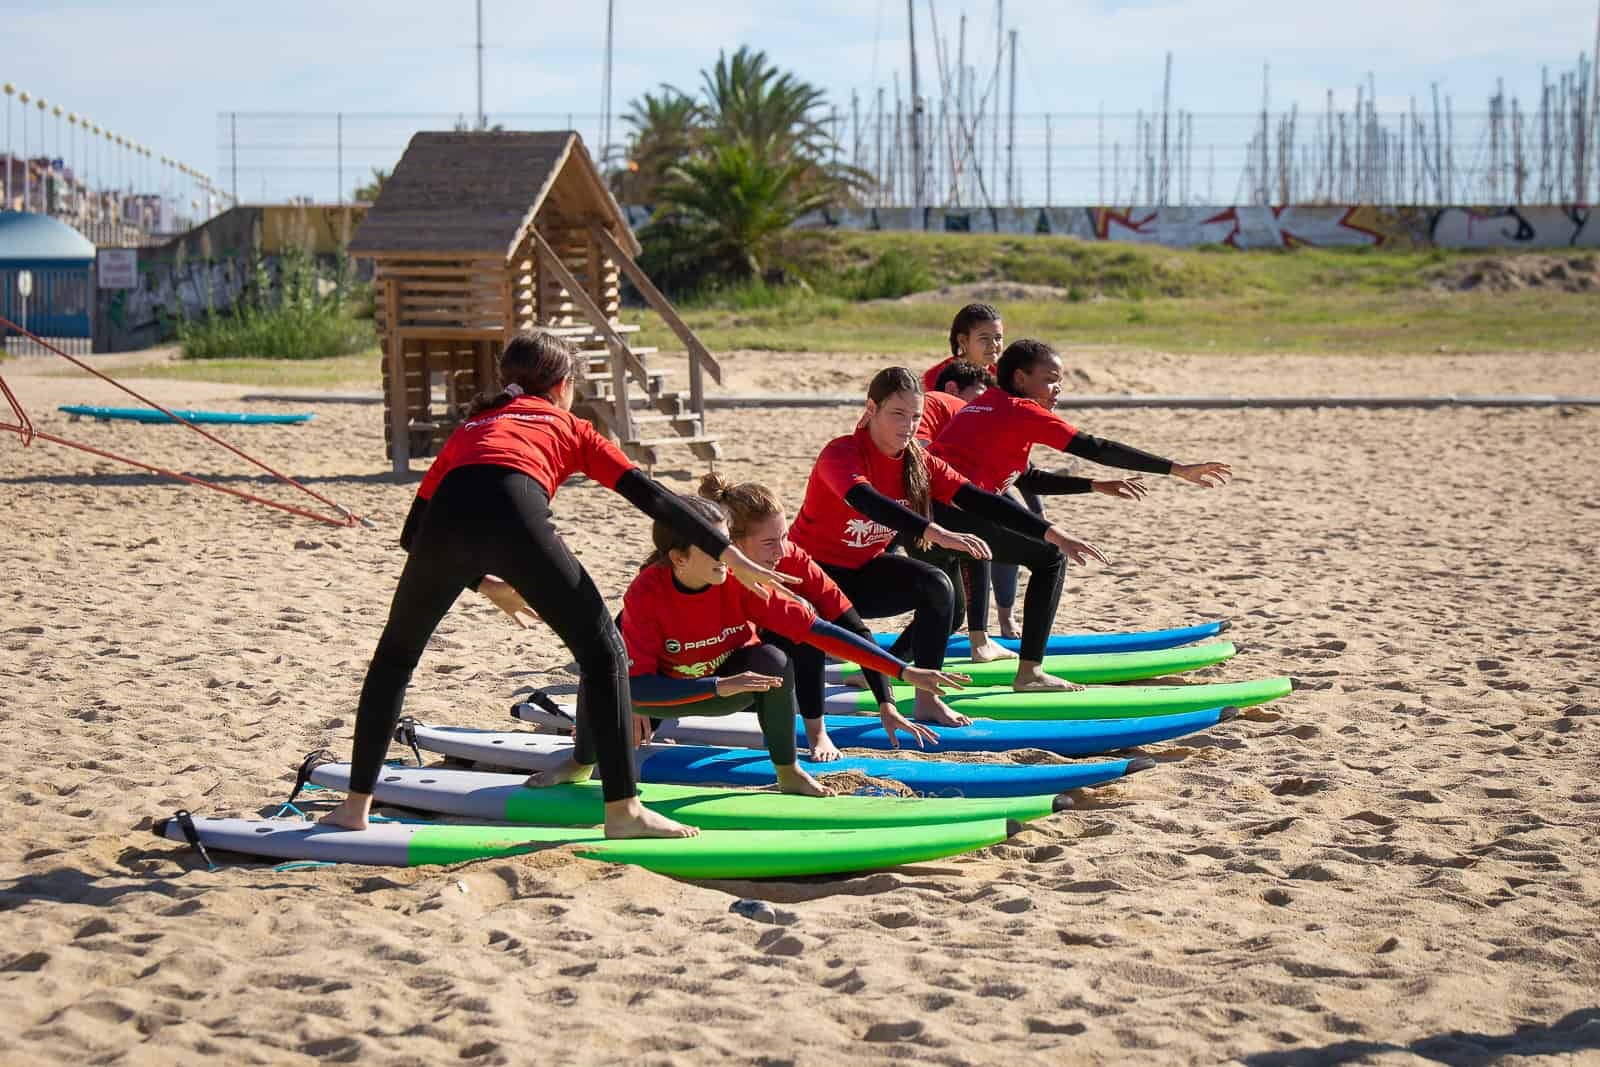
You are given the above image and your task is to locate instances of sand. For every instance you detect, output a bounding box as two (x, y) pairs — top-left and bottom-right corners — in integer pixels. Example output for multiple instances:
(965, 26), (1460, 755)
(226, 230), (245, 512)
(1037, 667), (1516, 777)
(1, 346), (1597, 1065)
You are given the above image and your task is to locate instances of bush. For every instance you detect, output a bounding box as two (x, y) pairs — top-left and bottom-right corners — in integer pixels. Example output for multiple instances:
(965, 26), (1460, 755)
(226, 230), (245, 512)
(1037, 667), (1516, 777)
(824, 249), (933, 301)
(178, 247), (372, 360)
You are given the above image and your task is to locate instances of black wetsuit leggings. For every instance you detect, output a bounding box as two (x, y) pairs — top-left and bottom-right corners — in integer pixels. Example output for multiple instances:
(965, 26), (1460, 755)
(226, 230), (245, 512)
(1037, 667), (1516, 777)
(651, 643), (800, 765)
(969, 488), (1046, 631)
(818, 554), (954, 670)
(763, 608), (888, 725)
(922, 500), (1065, 663)
(348, 465), (638, 802)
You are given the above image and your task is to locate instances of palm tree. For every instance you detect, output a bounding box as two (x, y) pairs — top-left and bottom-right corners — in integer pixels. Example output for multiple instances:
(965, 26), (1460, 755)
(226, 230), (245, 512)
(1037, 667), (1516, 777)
(612, 90), (700, 203)
(692, 46), (830, 161)
(656, 139), (836, 278)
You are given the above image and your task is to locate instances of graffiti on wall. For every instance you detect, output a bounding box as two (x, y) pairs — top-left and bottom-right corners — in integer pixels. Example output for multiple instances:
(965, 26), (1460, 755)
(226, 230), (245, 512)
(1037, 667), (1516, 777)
(624, 202), (1596, 250)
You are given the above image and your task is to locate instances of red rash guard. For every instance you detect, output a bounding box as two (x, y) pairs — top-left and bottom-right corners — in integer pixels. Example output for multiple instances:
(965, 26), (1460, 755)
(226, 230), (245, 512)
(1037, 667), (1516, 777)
(930, 386), (1077, 493)
(788, 426), (969, 569)
(416, 395), (634, 501)
(773, 540), (851, 619)
(922, 356), (998, 393)
(622, 564), (818, 682)
(915, 390), (966, 443)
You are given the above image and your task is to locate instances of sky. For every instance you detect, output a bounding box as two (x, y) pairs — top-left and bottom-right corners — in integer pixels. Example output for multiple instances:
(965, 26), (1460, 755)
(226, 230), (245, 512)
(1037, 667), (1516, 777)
(4, 0), (1599, 205)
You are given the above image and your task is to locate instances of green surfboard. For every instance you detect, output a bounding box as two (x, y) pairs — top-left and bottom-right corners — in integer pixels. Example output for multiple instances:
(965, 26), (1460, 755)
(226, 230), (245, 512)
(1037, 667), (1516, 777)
(308, 762), (1070, 829)
(838, 640), (1238, 687)
(828, 676), (1294, 720)
(156, 815), (1019, 879)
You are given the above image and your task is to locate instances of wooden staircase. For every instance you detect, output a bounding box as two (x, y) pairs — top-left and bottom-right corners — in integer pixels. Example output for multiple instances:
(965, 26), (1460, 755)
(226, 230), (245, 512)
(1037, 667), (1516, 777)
(529, 225), (722, 472)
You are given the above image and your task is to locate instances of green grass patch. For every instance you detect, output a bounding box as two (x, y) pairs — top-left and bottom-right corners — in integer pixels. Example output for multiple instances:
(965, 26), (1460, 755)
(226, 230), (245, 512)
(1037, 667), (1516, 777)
(637, 288), (1600, 357)
(78, 352), (381, 388)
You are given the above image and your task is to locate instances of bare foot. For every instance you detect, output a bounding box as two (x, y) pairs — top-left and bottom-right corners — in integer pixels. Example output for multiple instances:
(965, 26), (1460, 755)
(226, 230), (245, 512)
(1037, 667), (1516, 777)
(810, 734), (843, 762)
(966, 632), (1018, 663)
(775, 764), (831, 797)
(523, 757), (596, 789)
(318, 796), (371, 831)
(842, 671), (871, 690)
(604, 798), (698, 839)
(996, 609), (1022, 641)
(1013, 664), (1085, 693)
(913, 693), (972, 727)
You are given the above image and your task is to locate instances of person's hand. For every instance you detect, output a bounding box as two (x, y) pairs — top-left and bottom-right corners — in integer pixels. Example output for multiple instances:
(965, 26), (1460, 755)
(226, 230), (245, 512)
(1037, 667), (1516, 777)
(1092, 477), (1148, 501)
(877, 703), (941, 750)
(1172, 461), (1233, 488)
(925, 524), (992, 560)
(1044, 527), (1109, 566)
(631, 714), (655, 747)
(720, 544), (800, 594)
(478, 575), (536, 629)
(715, 672), (784, 697)
(900, 665), (972, 695)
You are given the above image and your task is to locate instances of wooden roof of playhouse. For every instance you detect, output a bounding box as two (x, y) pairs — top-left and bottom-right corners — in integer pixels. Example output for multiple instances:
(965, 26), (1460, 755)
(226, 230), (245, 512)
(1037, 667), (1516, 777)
(348, 130), (640, 260)
(349, 130), (722, 478)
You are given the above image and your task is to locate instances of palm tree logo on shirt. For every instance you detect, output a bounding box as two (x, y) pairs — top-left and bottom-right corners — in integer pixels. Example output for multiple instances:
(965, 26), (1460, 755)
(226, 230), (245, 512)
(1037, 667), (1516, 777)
(844, 517), (892, 549)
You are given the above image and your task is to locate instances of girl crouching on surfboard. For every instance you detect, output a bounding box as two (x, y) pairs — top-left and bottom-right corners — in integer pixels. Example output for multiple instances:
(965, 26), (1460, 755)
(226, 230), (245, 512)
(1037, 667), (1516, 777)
(930, 338), (1232, 679)
(787, 366), (1109, 716)
(698, 475), (942, 761)
(320, 330), (789, 840)
(620, 495), (964, 792)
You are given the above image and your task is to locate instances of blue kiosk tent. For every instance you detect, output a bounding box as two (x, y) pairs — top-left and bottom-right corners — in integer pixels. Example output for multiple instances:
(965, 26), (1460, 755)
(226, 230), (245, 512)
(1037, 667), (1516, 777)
(0, 212), (95, 355)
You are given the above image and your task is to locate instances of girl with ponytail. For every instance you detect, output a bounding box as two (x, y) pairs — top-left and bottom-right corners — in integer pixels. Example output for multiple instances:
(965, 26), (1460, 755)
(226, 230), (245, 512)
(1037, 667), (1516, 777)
(700, 474), (940, 758)
(788, 366), (1103, 719)
(930, 337), (1230, 687)
(322, 330), (793, 840)
(618, 493), (962, 789)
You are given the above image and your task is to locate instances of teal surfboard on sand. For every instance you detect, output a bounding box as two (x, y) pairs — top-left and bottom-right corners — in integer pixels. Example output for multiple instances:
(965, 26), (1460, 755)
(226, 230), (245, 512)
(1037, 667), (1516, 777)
(154, 814), (1017, 878)
(305, 760), (1069, 829)
(833, 641), (1237, 687)
(59, 404), (313, 425)
(823, 676), (1294, 720)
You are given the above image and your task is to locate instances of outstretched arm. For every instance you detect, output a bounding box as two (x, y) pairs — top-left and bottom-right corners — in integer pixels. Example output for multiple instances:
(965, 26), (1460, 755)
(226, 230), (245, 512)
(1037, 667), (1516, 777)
(615, 469), (796, 591)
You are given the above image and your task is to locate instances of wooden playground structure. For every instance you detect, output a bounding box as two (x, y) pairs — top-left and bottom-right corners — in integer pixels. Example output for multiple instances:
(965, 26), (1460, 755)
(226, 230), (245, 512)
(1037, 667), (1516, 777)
(348, 131), (721, 477)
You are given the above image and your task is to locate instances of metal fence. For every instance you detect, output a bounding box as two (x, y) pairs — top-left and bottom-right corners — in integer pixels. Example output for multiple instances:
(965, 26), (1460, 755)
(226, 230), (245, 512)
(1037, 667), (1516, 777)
(219, 105), (1600, 210)
(1, 267), (92, 356)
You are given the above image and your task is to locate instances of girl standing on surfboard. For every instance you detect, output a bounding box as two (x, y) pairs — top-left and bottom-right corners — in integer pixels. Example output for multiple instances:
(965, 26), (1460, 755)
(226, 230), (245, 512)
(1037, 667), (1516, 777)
(698, 475), (942, 761)
(620, 495), (962, 787)
(787, 366), (1109, 718)
(320, 330), (789, 840)
(930, 337), (1232, 679)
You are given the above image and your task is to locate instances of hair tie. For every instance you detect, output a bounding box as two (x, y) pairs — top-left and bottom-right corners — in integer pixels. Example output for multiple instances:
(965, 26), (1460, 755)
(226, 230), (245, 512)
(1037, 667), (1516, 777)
(503, 383), (525, 398)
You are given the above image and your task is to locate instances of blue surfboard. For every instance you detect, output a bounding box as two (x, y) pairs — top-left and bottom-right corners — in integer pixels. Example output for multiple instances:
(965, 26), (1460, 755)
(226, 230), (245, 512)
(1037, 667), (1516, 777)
(518, 703), (1236, 757)
(406, 722), (1150, 800)
(59, 405), (313, 425)
(873, 619), (1230, 658)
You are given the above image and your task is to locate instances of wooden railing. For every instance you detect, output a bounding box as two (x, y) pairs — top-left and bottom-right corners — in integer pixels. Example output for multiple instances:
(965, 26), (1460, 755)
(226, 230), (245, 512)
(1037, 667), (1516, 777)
(590, 225), (723, 416)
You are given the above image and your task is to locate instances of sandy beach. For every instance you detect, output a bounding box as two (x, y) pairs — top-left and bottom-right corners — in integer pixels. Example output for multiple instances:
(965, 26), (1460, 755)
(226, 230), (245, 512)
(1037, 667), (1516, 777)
(1, 346), (1597, 1065)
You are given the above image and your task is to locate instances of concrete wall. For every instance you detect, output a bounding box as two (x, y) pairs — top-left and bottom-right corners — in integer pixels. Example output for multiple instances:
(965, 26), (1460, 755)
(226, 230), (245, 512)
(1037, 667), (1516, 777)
(94, 204), (370, 352)
(622, 203), (1598, 250)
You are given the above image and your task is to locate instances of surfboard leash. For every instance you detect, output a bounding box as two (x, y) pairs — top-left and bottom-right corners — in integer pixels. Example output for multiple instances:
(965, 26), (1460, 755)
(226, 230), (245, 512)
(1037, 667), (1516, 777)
(0, 316), (374, 530)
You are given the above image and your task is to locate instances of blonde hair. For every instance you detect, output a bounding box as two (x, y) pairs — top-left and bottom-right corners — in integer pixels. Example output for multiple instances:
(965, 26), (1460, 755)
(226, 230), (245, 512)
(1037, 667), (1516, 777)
(698, 473), (783, 541)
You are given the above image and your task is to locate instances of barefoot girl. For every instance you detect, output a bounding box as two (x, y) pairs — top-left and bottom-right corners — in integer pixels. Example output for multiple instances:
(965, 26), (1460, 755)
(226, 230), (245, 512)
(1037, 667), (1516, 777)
(931, 338), (1232, 676)
(320, 331), (787, 840)
(788, 367), (1107, 718)
(699, 475), (942, 761)
(621, 495), (962, 789)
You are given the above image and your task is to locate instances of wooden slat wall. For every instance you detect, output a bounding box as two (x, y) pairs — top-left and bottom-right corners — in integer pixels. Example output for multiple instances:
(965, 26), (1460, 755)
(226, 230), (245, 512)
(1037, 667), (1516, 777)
(374, 256), (512, 459)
